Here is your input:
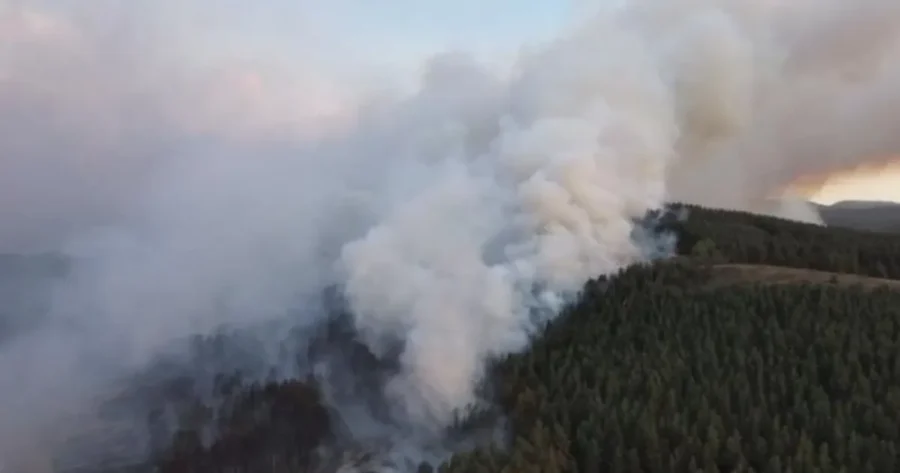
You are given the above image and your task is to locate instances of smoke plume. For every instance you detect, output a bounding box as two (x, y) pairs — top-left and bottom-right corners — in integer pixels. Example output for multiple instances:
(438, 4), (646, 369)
(3, 0), (900, 470)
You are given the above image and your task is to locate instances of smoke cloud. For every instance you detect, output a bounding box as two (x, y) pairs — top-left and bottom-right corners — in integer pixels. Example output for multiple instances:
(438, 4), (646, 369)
(662, 0), (900, 221)
(0, 1), (355, 253)
(3, 0), (900, 470)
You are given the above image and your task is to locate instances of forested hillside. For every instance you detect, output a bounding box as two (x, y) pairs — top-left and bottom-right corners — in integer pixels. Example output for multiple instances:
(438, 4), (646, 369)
(44, 205), (900, 472)
(444, 262), (900, 473)
(664, 204), (900, 278)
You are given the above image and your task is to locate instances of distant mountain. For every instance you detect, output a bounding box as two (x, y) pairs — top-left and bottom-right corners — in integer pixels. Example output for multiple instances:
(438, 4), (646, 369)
(816, 199), (900, 234)
(827, 199), (900, 209)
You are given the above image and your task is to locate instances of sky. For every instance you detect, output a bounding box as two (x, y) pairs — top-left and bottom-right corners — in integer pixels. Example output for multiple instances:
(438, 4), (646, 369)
(144, 0), (578, 82)
(1, 0), (899, 253)
(0, 0), (583, 251)
(245, 0), (900, 206)
(806, 166), (900, 204)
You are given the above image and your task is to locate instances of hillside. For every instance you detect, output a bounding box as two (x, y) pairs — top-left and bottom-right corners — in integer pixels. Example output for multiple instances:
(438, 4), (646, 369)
(663, 204), (900, 279)
(432, 206), (900, 473)
(5, 204), (900, 472)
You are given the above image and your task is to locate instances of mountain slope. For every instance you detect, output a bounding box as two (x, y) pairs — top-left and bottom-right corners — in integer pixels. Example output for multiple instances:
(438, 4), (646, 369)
(5, 204), (900, 472)
(141, 204), (900, 473)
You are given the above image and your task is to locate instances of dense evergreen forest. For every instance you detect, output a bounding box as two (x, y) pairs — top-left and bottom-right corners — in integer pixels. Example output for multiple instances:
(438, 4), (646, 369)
(44, 205), (900, 471)
(664, 204), (900, 279)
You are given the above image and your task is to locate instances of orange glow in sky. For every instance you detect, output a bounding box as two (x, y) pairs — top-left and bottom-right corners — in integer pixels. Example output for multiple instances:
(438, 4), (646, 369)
(795, 160), (900, 204)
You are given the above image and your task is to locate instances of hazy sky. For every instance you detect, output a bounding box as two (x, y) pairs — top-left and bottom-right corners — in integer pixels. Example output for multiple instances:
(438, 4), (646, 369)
(95, 0), (900, 207)
(0, 0), (584, 251)
(170, 0), (900, 204)
(163, 0), (577, 80)
(1, 0), (898, 252)
(808, 168), (900, 204)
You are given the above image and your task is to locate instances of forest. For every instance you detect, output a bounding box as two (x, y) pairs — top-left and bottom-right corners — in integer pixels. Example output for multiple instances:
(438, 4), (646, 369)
(43, 205), (900, 472)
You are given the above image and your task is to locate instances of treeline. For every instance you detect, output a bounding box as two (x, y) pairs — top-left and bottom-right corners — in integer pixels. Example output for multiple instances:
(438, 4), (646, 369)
(664, 204), (900, 279)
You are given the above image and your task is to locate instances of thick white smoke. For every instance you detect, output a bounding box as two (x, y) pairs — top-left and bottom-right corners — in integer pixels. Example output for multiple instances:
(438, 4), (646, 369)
(661, 0), (900, 222)
(4, 0), (900, 470)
